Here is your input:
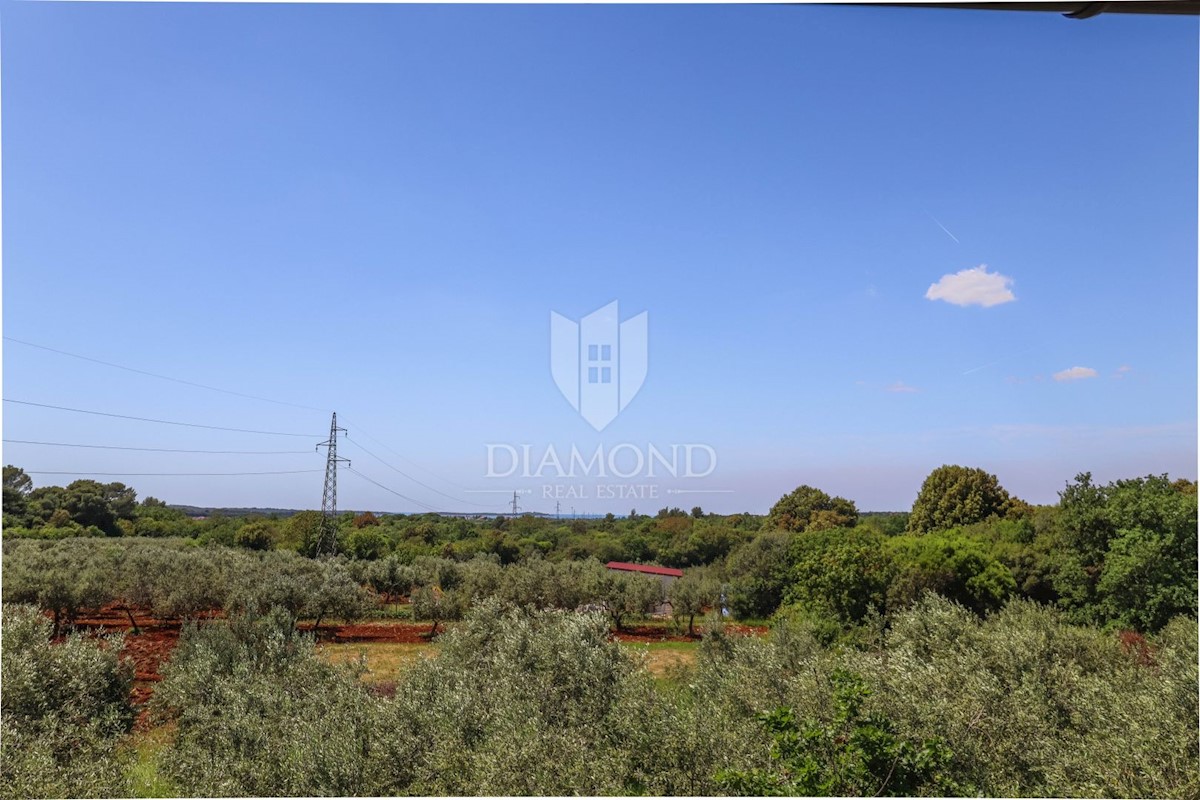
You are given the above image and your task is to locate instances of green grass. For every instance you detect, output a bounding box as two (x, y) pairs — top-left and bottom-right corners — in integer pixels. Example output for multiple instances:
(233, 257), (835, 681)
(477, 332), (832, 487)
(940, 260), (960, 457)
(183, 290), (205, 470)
(125, 725), (177, 798)
(372, 602), (414, 620)
(621, 640), (700, 687)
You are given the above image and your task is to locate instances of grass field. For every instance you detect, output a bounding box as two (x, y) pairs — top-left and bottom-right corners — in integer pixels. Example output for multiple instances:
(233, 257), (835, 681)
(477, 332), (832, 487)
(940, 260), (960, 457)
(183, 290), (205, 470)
(622, 641), (700, 683)
(319, 641), (438, 682)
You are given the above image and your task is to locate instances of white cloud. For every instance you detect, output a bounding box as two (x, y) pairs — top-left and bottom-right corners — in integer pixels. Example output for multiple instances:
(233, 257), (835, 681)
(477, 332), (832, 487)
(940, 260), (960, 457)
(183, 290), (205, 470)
(925, 264), (1015, 307)
(1053, 366), (1098, 382)
(886, 381), (919, 393)
(1114, 365), (1132, 378)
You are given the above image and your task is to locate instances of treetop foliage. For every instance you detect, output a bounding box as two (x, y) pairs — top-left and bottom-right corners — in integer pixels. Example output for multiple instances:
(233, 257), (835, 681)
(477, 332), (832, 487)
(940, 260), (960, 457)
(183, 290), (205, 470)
(765, 485), (858, 533)
(906, 464), (1020, 534)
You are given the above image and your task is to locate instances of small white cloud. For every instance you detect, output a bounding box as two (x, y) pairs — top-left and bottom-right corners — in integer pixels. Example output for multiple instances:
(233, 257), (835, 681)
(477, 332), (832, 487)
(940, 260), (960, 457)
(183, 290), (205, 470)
(925, 264), (1015, 307)
(1114, 365), (1132, 378)
(886, 381), (919, 393)
(1053, 366), (1098, 382)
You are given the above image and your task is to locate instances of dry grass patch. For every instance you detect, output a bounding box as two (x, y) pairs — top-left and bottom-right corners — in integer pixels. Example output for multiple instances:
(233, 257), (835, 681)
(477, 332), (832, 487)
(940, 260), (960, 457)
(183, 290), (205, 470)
(318, 641), (437, 683)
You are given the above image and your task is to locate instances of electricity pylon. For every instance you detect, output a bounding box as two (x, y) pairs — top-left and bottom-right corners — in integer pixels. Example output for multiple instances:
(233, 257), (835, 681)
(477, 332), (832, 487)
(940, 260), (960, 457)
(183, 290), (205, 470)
(315, 412), (349, 557)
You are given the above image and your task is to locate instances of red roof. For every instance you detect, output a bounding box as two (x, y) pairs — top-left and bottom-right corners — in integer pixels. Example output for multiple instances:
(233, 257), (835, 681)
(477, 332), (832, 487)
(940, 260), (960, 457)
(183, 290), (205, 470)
(606, 561), (684, 578)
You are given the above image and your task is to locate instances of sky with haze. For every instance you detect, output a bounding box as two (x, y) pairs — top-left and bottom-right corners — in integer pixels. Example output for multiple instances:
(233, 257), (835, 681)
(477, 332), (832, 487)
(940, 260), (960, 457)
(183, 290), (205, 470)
(2, 2), (1196, 514)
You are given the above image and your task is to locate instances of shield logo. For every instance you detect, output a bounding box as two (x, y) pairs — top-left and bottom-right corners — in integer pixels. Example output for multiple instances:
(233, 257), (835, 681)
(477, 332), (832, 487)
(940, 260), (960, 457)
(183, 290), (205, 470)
(550, 301), (648, 431)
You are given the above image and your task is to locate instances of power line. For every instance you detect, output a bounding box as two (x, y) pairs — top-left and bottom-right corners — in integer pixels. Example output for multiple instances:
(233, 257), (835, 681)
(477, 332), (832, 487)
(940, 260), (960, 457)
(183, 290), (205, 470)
(3, 439), (311, 455)
(4, 399), (320, 438)
(344, 467), (446, 513)
(343, 436), (494, 508)
(338, 417), (481, 493)
(3, 336), (329, 413)
(7, 337), (480, 493)
(25, 469), (321, 477)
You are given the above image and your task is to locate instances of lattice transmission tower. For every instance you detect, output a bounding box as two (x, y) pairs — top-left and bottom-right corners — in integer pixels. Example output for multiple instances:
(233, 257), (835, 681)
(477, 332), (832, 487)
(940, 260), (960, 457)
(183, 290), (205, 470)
(315, 412), (349, 557)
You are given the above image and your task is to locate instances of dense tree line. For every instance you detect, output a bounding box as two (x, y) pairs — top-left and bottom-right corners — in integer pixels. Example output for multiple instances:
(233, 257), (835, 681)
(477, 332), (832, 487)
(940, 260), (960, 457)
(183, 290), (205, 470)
(4, 463), (1196, 634)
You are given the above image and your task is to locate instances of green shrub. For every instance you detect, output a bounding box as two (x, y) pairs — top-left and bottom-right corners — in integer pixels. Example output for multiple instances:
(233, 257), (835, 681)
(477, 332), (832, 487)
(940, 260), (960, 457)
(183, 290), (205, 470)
(151, 609), (379, 797)
(0, 605), (133, 799)
(715, 672), (959, 796)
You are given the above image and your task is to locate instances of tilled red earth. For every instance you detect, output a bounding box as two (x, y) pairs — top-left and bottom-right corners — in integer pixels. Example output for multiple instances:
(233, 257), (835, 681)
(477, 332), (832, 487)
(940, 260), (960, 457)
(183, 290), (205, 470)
(68, 608), (439, 679)
(68, 607), (191, 683)
(611, 623), (768, 643)
(57, 605), (768, 724)
(321, 622), (434, 644)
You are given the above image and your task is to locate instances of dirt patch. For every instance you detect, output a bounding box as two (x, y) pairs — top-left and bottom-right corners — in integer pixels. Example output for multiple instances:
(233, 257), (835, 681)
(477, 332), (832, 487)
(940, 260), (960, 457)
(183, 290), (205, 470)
(723, 623), (770, 637)
(121, 628), (179, 681)
(319, 622), (437, 644)
(611, 623), (768, 643)
(612, 625), (698, 643)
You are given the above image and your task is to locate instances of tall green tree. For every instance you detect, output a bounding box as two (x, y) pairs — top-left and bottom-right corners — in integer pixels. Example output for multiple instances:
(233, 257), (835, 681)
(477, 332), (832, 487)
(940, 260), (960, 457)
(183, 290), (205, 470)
(907, 465), (1017, 534)
(726, 530), (793, 619)
(2, 465), (33, 526)
(766, 485), (858, 533)
(1056, 473), (1198, 630)
(784, 527), (893, 627)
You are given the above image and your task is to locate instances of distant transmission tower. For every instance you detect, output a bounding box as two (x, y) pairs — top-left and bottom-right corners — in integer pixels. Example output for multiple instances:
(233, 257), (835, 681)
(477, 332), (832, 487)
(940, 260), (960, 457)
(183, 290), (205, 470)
(511, 490), (521, 515)
(315, 412), (349, 557)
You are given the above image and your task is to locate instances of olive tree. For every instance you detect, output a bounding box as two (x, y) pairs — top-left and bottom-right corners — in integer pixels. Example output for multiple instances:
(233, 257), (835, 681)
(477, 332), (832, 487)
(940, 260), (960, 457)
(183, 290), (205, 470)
(151, 609), (381, 797)
(669, 568), (720, 636)
(367, 554), (416, 602)
(410, 583), (465, 637)
(1, 605), (134, 799)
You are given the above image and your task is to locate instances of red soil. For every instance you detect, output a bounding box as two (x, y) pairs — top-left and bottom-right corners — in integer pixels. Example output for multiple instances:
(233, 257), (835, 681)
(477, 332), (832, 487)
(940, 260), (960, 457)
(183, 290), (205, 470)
(64, 605), (191, 730)
(69, 605), (204, 683)
(611, 623), (769, 643)
(308, 621), (434, 644)
(54, 606), (770, 719)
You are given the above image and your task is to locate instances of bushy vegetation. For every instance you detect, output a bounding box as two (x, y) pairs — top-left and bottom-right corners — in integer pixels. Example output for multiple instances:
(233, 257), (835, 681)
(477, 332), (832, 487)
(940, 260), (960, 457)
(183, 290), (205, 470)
(6, 464), (1195, 637)
(0, 606), (134, 799)
(2, 463), (1196, 797)
(137, 597), (1199, 797)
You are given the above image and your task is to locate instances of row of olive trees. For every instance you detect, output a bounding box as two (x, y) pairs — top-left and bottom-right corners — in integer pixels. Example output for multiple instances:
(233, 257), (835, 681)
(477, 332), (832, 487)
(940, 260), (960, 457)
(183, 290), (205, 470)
(144, 595), (1198, 798)
(1, 538), (705, 636)
(1, 538), (374, 634)
(359, 553), (709, 634)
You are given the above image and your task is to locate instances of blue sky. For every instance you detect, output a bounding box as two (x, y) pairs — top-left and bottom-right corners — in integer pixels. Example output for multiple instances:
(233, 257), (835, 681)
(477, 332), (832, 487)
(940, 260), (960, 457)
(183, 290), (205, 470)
(2, 3), (1196, 514)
